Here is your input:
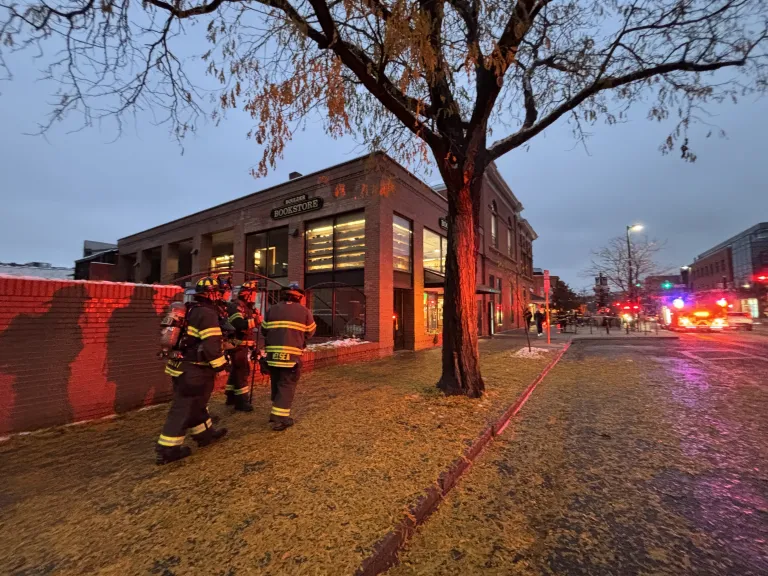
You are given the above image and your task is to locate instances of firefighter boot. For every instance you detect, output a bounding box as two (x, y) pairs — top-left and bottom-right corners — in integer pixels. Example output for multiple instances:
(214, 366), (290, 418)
(234, 395), (254, 413)
(155, 445), (192, 465)
(225, 391), (235, 406)
(269, 415), (294, 431)
(194, 427), (228, 448)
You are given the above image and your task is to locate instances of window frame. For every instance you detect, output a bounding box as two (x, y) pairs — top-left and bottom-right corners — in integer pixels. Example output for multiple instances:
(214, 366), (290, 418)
(423, 227), (447, 274)
(245, 225), (290, 278)
(305, 211), (366, 273)
(392, 213), (413, 273)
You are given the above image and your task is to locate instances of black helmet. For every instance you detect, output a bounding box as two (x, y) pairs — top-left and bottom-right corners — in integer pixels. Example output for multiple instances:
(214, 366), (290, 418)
(195, 276), (219, 299)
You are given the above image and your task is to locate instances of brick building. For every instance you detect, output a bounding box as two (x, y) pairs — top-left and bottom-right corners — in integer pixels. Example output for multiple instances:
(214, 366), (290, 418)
(117, 153), (537, 354)
(689, 247), (733, 292)
(688, 222), (768, 318)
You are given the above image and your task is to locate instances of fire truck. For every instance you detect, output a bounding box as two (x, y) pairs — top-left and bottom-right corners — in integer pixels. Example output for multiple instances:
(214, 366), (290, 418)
(660, 294), (729, 331)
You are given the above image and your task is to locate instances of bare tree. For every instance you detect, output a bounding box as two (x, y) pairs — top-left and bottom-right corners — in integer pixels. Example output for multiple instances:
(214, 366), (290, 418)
(584, 235), (669, 295)
(1, 0), (766, 397)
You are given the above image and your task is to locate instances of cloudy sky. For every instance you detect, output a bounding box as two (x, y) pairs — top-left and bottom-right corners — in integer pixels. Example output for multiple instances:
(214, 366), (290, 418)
(1, 47), (766, 290)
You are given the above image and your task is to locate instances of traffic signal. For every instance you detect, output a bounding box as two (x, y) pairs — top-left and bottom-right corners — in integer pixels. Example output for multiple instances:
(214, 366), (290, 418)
(660, 280), (673, 289)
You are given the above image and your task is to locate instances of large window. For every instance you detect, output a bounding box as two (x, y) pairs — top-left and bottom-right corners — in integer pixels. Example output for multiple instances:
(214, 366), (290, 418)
(507, 226), (513, 258)
(306, 212), (366, 272)
(210, 255), (234, 272)
(491, 212), (498, 248)
(423, 228), (447, 274)
(309, 285), (366, 338)
(246, 227), (288, 278)
(393, 214), (413, 272)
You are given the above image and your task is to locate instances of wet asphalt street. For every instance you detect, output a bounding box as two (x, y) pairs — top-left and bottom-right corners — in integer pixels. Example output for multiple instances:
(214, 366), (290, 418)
(390, 331), (768, 576)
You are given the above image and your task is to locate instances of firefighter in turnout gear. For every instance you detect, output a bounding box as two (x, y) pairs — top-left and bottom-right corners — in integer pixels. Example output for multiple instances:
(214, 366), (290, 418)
(156, 276), (229, 465)
(225, 280), (262, 411)
(261, 282), (316, 431)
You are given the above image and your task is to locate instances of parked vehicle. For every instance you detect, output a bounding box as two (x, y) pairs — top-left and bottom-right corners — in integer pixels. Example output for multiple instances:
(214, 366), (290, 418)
(726, 311), (754, 331)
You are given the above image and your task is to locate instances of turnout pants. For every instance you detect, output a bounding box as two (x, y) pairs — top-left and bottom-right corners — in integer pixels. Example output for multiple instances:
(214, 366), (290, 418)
(226, 347), (251, 398)
(158, 364), (215, 448)
(269, 362), (301, 422)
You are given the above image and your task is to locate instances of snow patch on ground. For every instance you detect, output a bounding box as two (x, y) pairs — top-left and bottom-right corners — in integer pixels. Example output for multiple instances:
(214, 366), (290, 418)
(306, 339), (371, 351)
(513, 347), (552, 358)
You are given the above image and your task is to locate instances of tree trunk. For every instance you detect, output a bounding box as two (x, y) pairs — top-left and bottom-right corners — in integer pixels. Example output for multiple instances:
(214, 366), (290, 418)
(437, 176), (485, 398)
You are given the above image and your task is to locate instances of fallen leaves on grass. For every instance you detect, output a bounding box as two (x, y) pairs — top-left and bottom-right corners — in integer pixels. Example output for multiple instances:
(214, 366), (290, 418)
(0, 337), (555, 576)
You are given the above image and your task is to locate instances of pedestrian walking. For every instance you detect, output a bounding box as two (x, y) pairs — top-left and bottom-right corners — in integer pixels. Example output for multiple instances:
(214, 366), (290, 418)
(524, 308), (533, 332)
(534, 306), (545, 337)
(261, 282), (316, 431)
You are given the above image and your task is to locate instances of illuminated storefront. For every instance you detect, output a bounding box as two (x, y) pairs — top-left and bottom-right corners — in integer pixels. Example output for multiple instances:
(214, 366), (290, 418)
(117, 153), (536, 353)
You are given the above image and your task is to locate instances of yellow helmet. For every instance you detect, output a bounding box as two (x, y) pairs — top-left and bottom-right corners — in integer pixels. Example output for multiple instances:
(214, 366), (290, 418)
(239, 280), (259, 293)
(194, 276), (219, 298)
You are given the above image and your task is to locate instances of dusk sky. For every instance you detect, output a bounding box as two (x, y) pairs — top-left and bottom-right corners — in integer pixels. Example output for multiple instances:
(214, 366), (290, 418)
(1, 49), (767, 290)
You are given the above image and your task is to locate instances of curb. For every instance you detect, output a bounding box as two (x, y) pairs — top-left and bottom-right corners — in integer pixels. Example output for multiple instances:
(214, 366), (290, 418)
(354, 342), (571, 576)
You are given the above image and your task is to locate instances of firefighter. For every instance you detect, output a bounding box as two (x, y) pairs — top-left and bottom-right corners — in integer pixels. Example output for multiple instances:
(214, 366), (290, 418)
(156, 276), (229, 465)
(225, 280), (262, 411)
(261, 282), (316, 431)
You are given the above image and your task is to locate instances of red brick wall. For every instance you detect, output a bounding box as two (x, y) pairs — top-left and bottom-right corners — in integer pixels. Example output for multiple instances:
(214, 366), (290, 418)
(0, 277), (184, 436)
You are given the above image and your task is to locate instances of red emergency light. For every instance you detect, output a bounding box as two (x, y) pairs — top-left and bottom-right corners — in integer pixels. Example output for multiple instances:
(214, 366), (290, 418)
(757, 275), (768, 282)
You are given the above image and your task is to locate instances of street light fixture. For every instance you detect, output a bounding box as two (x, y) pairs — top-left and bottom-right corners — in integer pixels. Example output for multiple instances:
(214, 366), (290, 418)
(626, 224), (643, 301)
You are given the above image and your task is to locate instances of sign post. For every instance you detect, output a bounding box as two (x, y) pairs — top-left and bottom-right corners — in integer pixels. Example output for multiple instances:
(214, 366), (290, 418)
(544, 270), (551, 344)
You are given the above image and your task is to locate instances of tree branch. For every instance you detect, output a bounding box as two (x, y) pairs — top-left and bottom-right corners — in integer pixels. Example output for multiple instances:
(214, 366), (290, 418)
(489, 57), (750, 160)
(303, 0), (439, 146)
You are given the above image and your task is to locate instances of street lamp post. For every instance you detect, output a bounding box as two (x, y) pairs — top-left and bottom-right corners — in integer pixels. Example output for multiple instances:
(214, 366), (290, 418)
(626, 224), (643, 301)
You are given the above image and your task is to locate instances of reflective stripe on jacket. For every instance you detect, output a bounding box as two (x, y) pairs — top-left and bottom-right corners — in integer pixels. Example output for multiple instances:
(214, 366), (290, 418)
(227, 300), (261, 345)
(177, 301), (226, 370)
(261, 301), (316, 367)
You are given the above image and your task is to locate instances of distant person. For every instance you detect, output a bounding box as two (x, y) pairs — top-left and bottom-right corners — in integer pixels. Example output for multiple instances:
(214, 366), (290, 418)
(524, 308), (533, 332)
(534, 306), (545, 337)
(602, 315), (611, 335)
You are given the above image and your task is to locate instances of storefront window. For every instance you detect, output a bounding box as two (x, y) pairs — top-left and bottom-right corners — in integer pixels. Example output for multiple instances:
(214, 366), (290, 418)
(306, 218), (335, 271)
(423, 228), (447, 273)
(246, 227), (288, 278)
(393, 214), (412, 272)
(309, 285), (366, 338)
(335, 212), (366, 269)
(210, 254), (234, 272)
(424, 292), (444, 333)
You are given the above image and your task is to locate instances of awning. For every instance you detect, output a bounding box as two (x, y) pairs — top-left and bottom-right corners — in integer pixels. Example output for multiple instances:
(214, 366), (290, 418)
(475, 284), (501, 295)
(530, 293), (546, 303)
(424, 269), (446, 288)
